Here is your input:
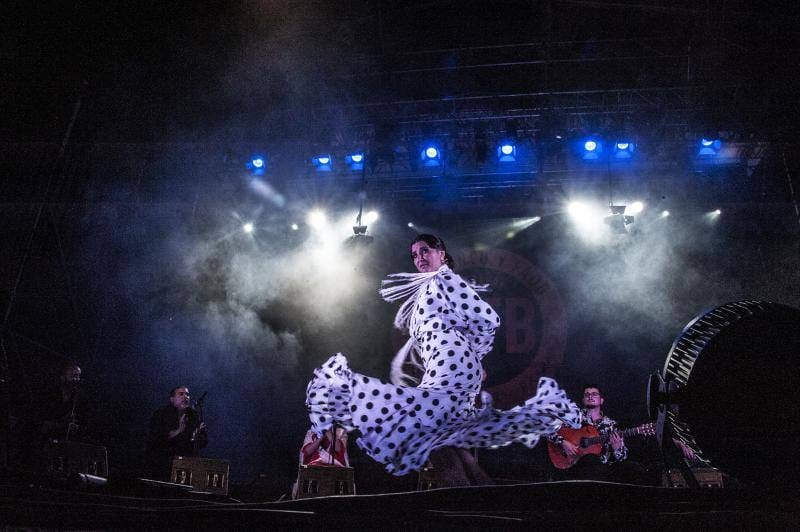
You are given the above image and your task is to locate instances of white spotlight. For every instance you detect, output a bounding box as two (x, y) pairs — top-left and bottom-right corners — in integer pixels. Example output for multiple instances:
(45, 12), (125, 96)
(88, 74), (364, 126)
(567, 201), (587, 217)
(661, 210), (670, 218)
(307, 210), (327, 229)
(291, 223), (299, 231)
(242, 222), (254, 234)
(629, 201), (644, 215)
(714, 209), (722, 215)
(407, 222), (415, 228)
(364, 211), (379, 224)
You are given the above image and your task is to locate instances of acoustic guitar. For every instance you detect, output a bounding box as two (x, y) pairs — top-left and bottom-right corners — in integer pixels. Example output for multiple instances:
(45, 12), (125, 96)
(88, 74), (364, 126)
(547, 422), (655, 469)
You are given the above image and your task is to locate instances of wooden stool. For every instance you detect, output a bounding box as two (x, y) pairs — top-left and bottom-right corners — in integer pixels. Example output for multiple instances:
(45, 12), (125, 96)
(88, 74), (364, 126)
(171, 456), (230, 495)
(293, 465), (355, 499)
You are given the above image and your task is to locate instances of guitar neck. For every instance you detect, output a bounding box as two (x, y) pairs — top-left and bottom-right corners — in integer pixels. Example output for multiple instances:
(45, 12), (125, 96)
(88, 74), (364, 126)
(585, 424), (651, 445)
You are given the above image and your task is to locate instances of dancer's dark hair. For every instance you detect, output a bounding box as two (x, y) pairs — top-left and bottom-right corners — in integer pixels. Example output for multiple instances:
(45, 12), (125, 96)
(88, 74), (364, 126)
(411, 234), (455, 270)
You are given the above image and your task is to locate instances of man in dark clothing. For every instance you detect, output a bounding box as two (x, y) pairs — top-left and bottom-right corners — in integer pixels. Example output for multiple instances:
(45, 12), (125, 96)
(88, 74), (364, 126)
(144, 385), (207, 481)
(37, 363), (90, 442)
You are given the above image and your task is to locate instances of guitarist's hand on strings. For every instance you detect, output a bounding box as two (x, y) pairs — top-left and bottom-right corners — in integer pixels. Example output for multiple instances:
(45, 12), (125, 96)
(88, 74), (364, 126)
(609, 431), (624, 452)
(560, 439), (579, 456)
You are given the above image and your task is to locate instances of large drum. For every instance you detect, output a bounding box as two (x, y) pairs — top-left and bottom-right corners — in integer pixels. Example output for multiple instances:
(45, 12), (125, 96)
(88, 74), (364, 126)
(653, 300), (800, 485)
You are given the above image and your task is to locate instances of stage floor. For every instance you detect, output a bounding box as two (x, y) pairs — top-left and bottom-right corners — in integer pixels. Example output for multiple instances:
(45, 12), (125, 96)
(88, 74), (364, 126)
(1, 474), (798, 530)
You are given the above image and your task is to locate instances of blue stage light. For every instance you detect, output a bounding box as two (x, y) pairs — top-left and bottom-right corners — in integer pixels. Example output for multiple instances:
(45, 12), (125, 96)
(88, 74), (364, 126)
(312, 154), (333, 171)
(497, 142), (517, 162)
(613, 141), (635, 159)
(698, 138), (722, 157)
(247, 154), (267, 175)
(421, 145), (441, 167)
(581, 139), (602, 160)
(345, 153), (365, 171)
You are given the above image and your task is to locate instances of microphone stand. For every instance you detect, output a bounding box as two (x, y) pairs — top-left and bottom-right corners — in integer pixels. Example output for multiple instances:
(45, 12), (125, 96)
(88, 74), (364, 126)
(191, 393), (206, 456)
(329, 424), (337, 466)
(64, 387), (79, 442)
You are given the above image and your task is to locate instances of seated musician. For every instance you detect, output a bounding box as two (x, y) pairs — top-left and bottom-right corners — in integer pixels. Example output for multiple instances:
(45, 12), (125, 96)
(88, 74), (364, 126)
(11, 361), (96, 472)
(300, 426), (349, 467)
(549, 384), (627, 480)
(292, 426), (350, 499)
(29, 362), (94, 442)
(144, 385), (208, 480)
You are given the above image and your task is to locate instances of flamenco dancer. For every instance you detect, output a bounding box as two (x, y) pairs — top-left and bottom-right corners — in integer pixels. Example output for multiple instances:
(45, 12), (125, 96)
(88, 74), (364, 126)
(306, 234), (581, 476)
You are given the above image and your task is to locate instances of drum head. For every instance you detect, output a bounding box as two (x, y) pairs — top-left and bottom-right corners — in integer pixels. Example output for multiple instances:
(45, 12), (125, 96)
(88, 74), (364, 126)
(663, 301), (800, 485)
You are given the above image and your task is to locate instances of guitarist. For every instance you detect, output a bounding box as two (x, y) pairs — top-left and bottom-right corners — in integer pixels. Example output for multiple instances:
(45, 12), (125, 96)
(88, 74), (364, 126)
(549, 385), (627, 480)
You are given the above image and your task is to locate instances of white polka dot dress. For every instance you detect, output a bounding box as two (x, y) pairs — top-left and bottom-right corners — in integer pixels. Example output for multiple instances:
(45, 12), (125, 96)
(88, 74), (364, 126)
(306, 265), (580, 475)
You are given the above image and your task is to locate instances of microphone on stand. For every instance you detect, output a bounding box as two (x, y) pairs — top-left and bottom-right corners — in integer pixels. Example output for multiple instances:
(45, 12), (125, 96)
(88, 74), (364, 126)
(193, 391), (208, 408)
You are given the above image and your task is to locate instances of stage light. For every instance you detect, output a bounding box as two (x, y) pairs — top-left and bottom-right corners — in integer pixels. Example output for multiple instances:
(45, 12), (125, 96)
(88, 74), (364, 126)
(291, 223), (299, 231)
(364, 211), (379, 224)
(421, 145), (441, 167)
(568, 201), (588, 217)
(242, 222), (254, 234)
(698, 138), (722, 157)
(581, 139), (602, 160)
(307, 210), (327, 229)
(407, 222), (415, 228)
(613, 141), (635, 160)
(629, 201), (644, 214)
(661, 210), (670, 218)
(247, 155), (267, 175)
(714, 209), (721, 215)
(345, 153), (364, 170)
(497, 142), (517, 162)
(567, 201), (605, 241)
(312, 155), (333, 172)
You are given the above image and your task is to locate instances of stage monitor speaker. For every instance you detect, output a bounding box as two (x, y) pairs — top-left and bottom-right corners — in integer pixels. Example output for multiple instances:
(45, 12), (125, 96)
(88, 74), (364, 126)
(417, 466), (440, 491)
(171, 456), (230, 496)
(662, 468), (724, 488)
(294, 465), (355, 499)
(43, 440), (108, 478)
(649, 301), (800, 486)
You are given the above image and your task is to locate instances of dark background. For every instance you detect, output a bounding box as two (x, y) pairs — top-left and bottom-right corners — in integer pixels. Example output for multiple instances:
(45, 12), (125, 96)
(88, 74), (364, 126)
(2, 1), (798, 495)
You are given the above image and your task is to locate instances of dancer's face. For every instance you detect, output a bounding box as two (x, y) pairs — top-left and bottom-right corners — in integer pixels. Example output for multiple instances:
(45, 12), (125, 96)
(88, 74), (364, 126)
(411, 241), (445, 273)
